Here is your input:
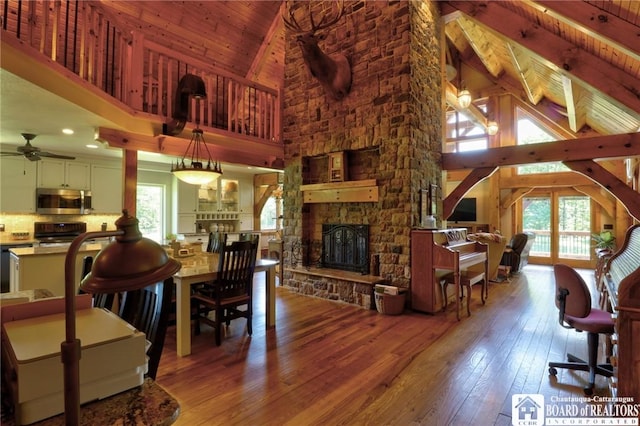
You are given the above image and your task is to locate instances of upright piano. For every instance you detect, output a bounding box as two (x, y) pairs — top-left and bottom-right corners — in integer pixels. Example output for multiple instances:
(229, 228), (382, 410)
(603, 224), (640, 402)
(411, 228), (488, 318)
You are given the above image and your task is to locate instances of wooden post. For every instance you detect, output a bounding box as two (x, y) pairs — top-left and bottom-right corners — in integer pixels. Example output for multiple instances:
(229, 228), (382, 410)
(123, 150), (138, 216)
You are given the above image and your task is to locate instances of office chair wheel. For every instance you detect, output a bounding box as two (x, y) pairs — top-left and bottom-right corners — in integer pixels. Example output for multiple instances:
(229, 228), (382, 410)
(549, 367), (558, 376)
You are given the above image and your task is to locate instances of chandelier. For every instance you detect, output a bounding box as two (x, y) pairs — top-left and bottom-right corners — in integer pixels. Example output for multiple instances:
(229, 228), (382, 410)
(171, 127), (222, 185)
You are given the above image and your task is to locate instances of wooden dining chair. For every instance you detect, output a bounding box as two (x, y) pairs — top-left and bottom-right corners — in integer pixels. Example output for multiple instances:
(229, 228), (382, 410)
(79, 256), (114, 310)
(191, 235), (258, 346)
(117, 278), (173, 380)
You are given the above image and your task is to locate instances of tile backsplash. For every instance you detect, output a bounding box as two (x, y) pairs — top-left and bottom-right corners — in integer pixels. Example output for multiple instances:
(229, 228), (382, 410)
(0, 213), (121, 236)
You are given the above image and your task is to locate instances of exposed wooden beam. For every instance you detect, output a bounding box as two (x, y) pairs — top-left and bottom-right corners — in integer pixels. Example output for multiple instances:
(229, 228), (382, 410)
(500, 187), (534, 217)
(445, 82), (488, 129)
(442, 133), (640, 170)
(451, 13), (503, 78)
(561, 75), (586, 133)
(444, 1), (640, 116)
(499, 172), (595, 189)
(564, 160), (640, 221)
(506, 42), (542, 105)
(525, 0), (640, 63)
(99, 128), (284, 170)
(443, 167), (498, 219)
(574, 185), (615, 218)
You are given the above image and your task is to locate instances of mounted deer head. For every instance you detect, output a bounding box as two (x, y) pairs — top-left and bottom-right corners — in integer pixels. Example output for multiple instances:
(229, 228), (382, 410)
(283, 0), (352, 100)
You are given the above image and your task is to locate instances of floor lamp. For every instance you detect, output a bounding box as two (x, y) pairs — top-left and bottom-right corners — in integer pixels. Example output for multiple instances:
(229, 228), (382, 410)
(62, 210), (181, 425)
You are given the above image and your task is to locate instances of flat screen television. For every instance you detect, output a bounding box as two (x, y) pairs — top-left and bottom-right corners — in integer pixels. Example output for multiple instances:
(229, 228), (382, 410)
(449, 197), (477, 222)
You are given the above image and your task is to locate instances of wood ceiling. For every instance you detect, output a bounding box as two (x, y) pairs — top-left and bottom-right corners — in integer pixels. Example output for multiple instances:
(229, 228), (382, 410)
(95, 0), (639, 138)
(1, 1), (638, 160)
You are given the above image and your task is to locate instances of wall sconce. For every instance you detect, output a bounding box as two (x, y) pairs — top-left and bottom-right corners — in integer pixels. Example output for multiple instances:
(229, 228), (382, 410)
(457, 88), (472, 109)
(486, 120), (499, 135)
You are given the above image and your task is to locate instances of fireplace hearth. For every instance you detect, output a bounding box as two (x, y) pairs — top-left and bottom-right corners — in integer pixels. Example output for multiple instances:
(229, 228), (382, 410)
(322, 224), (369, 274)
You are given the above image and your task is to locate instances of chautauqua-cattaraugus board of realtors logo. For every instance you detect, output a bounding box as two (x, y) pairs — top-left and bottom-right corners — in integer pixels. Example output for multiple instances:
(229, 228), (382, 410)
(512, 394), (640, 426)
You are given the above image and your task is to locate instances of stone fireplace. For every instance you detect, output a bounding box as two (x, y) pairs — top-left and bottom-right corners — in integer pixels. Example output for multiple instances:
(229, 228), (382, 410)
(281, 1), (443, 308)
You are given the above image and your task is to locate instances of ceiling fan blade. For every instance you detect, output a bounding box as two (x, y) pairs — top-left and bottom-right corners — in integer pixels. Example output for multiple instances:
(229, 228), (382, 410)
(0, 152), (24, 157)
(39, 151), (76, 160)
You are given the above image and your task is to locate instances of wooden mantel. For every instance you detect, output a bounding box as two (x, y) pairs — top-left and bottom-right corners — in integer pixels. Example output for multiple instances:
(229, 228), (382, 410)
(300, 179), (379, 203)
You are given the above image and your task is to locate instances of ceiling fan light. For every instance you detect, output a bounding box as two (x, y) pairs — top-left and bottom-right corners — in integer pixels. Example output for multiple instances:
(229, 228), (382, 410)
(457, 89), (472, 108)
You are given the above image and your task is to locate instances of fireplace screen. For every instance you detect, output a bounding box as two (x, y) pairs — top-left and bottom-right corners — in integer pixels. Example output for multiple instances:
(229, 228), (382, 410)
(322, 224), (369, 274)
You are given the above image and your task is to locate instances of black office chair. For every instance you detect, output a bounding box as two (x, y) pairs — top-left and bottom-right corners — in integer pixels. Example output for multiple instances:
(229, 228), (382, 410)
(548, 264), (614, 395)
(192, 235), (258, 346)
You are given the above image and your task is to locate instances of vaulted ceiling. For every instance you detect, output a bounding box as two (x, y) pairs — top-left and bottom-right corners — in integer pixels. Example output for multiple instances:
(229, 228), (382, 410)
(1, 1), (638, 162)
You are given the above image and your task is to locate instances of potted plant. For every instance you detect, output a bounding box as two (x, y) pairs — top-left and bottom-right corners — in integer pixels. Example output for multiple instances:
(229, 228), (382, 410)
(592, 231), (616, 251)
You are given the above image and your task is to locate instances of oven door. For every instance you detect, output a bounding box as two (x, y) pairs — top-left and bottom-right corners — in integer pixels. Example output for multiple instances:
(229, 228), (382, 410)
(36, 188), (84, 214)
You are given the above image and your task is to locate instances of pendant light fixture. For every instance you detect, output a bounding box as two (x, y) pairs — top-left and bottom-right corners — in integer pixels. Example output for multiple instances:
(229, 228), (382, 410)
(171, 126), (223, 186)
(486, 120), (499, 135)
(456, 58), (472, 109)
(457, 88), (472, 109)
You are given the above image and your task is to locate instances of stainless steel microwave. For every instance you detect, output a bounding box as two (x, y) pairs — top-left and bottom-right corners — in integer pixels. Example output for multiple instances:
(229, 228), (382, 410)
(36, 188), (92, 215)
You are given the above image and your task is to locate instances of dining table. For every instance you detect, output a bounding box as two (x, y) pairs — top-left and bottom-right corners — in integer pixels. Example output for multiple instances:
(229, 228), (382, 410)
(172, 253), (279, 356)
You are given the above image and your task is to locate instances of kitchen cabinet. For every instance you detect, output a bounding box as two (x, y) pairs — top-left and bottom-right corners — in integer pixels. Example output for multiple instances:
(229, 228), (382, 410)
(0, 157), (37, 213)
(177, 178), (198, 214)
(177, 213), (197, 234)
(37, 159), (91, 189)
(176, 176), (254, 234)
(9, 244), (102, 296)
(91, 165), (123, 213)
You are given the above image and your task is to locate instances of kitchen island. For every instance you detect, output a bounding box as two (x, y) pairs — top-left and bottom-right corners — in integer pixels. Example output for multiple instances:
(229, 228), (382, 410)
(9, 244), (105, 296)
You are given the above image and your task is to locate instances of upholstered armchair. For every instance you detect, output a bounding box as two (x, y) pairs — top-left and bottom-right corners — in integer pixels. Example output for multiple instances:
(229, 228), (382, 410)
(500, 232), (536, 273)
(466, 232), (508, 282)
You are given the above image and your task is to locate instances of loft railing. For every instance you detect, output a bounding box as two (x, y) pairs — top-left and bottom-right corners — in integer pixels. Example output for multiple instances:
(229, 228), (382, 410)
(1, 0), (281, 143)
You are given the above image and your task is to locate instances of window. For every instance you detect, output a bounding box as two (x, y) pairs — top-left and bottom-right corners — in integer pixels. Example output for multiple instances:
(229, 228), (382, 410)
(260, 185), (283, 231)
(516, 109), (568, 174)
(136, 184), (165, 243)
(445, 104), (491, 153)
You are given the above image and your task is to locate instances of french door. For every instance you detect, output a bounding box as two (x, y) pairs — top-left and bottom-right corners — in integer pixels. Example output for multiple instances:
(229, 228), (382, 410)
(521, 191), (593, 269)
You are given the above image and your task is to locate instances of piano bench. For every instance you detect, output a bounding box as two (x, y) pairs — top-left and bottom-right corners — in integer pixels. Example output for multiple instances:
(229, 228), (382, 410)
(441, 271), (486, 319)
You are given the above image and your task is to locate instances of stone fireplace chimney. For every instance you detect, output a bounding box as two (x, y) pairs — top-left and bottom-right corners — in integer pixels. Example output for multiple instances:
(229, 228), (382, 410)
(282, 1), (443, 301)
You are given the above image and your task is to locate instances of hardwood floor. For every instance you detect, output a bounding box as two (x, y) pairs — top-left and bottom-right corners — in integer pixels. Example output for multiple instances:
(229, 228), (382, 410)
(157, 265), (612, 425)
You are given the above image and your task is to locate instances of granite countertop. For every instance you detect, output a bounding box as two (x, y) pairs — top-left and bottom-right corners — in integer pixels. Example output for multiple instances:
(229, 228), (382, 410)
(1, 378), (180, 426)
(9, 243), (105, 257)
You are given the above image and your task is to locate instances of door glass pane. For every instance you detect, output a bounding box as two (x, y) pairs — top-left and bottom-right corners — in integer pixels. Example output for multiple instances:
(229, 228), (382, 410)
(522, 197), (550, 258)
(137, 184), (164, 243)
(558, 196), (591, 260)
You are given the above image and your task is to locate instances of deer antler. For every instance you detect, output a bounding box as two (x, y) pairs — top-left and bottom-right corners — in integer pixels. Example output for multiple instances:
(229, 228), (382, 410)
(283, 0), (344, 34)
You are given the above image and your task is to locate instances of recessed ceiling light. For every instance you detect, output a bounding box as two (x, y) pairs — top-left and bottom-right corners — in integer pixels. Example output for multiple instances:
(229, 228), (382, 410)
(85, 143), (99, 149)
(62, 128), (74, 135)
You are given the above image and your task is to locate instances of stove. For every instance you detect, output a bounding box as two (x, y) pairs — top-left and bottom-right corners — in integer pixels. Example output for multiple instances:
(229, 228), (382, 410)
(34, 222), (86, 246)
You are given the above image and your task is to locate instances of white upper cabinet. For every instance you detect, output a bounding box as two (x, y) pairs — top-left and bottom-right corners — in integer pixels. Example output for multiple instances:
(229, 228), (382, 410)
(0, 157), (37, 213)
(91, 165), (123, 213)
(37, 159), (91, 189)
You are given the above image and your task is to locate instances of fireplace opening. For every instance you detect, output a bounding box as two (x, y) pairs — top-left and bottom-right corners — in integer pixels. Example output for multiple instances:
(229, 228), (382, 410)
(321, 224), (369, 274)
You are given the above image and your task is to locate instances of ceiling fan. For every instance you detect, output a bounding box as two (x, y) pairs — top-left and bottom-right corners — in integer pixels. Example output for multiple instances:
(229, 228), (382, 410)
(0, 133), (75, 161)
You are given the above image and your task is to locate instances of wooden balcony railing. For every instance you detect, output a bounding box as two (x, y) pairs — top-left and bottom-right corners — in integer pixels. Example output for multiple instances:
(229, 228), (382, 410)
(1, 0), (281, 143)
